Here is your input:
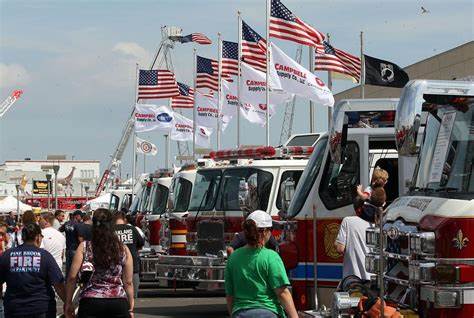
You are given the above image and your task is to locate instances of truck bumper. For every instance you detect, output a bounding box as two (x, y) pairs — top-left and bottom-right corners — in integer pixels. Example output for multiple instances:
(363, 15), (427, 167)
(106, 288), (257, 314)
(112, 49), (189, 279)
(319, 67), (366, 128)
(140, 254), (226, 290)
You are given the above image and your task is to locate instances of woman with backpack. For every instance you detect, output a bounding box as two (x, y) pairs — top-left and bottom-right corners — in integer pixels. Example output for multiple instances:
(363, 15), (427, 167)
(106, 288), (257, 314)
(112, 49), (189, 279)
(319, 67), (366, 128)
(64, 208), (134, 318)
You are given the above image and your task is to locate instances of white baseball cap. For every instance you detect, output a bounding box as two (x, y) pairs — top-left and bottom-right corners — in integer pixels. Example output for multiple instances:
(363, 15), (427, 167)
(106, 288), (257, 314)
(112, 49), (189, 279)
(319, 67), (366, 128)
(247, 210), (273, 228)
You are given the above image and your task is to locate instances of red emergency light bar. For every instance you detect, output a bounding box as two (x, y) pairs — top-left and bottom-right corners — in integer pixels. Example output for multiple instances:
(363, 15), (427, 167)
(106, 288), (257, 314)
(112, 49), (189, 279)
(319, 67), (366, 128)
(209, 146), (313, 160)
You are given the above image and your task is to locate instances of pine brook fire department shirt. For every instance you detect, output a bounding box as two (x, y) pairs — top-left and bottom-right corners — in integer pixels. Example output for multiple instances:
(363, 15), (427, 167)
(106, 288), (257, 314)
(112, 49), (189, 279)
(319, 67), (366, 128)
(0, 244), (64, 316)
(115, 224), (144, 273)
(336, 215), (372, 280)
(225, 246), (290, 317)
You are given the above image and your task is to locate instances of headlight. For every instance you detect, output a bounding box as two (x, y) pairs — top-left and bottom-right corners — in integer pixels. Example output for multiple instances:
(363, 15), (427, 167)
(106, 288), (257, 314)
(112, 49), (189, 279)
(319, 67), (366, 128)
(410, 232), (435, 255)
(366, 227), (380, 248)
(365, 253), (380, 274)
(409, 261), (435, 283)
(435, 290), (461, 308)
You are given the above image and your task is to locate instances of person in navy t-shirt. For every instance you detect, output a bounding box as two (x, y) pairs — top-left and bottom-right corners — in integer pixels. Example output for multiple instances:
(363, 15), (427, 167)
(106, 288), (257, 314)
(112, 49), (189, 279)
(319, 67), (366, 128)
(0, 223), (66, 318)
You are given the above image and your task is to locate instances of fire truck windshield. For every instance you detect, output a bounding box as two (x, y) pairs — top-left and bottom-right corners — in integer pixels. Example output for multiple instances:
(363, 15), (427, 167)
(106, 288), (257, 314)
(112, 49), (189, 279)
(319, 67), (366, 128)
(188, 170), (222, 211)
(171, 177), (193, 212)
(216, 168), (273, 211)
(287, 136), (328, 217)
(412, 98), (474, 196)
(149, 184), (169, 215)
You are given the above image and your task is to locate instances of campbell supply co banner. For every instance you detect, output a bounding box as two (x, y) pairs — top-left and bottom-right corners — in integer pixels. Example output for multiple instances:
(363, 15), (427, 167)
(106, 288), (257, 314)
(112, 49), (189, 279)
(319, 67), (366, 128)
(134, 104), (174, 132)
(270, 43), (334, 107)
(195, 91), (219, 129)
(171, 112), (211, 147)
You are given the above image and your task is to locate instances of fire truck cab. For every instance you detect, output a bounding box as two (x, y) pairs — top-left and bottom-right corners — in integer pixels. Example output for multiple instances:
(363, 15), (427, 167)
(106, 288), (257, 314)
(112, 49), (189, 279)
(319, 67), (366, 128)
(280, 98), (406, 310)
(144, 135), (320, 288)
(367, 80), (474, 317)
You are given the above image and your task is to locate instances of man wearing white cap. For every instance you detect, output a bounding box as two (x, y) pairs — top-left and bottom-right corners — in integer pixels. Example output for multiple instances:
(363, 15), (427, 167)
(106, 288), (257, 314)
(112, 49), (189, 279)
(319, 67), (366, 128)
(226, 210), (279, 256)
(225, 210), (298, 318)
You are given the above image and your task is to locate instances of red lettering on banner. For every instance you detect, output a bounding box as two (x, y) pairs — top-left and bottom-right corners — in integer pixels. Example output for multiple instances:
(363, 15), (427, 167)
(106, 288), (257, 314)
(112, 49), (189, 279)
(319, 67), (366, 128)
(275, 63), (307, 79)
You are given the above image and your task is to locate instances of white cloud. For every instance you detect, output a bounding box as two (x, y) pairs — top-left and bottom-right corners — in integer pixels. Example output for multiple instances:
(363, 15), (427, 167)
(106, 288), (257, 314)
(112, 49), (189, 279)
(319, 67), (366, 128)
(113, 42), (152, 66)
(0, 63), (31, 88)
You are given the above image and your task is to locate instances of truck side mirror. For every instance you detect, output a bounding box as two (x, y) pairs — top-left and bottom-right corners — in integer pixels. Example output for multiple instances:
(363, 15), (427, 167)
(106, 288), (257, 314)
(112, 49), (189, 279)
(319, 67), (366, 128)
(279, 178), (295, 218)
(167, 191), (175, 211)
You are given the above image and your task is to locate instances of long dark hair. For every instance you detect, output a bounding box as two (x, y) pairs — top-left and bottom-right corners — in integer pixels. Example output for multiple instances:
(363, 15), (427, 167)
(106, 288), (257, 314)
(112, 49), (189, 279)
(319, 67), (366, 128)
(243, 219), (264, 247)
(91, 208), (123, 269)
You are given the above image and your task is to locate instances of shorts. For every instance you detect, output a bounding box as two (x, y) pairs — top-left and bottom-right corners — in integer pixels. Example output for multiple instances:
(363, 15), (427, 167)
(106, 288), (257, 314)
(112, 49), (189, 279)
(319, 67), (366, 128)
(78, 298), (130, 318)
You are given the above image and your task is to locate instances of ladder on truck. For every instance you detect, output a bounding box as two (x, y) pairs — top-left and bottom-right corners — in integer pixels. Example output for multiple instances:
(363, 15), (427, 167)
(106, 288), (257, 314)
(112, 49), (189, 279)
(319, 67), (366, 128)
(95, 26), (191, 196)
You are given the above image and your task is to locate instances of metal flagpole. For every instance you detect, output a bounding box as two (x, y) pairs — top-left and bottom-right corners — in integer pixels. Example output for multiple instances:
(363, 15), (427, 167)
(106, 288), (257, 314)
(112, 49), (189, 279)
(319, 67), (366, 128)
(237, 11), (242, 148)
(143, 153), (146, 173)
(309, 46), (315, 133)
(132, 63), (139, 203)
(164, 134), (170, 169)
(217, 33), (222, 150)
(326, 33), (333, 129)
(265, 0), (271, 146)
(192, 48), (197, 159)
(360, 31), (365, 99)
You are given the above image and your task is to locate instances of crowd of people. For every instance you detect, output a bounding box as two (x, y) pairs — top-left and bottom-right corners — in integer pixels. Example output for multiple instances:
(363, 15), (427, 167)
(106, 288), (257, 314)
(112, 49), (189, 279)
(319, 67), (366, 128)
(0, 208), (144, 318)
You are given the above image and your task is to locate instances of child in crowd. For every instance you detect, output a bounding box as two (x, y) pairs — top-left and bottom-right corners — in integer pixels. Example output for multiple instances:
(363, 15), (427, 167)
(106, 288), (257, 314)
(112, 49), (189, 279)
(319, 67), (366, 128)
(356, 167), (389, 201)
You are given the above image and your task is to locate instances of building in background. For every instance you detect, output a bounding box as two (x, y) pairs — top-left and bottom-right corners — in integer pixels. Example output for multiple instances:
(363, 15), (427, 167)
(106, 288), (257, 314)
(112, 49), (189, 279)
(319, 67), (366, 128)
(334, 41), (473, 101)
(0, 155), (100, 203)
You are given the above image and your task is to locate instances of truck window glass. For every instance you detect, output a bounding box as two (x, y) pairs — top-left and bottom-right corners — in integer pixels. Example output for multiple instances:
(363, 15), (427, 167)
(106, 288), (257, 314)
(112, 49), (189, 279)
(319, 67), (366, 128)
(110, 194), (119, 210)
(216, 168), (273, 211)
(151, 184), (169, 215)
(276, 170), (303, 210)
(188, 170), (222, 211)
(319, 141), (360, 210)
(288, 137), (328, 217)
(172, 178), (193, 212)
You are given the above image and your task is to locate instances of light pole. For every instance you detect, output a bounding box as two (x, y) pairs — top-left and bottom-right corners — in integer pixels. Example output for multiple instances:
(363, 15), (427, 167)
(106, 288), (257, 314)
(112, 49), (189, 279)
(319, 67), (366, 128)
(53, 165), (60, 210)
(15, 184), (20, 219)
(46, 174), (52, 212)
(84, 185), (90, 202)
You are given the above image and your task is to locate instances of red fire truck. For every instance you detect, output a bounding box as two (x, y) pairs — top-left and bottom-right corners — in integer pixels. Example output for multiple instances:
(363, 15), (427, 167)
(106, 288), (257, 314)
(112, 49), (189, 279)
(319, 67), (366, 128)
(140, 134), (319, 287)
(365, 80), (474, 317)
(279, 98), (404, 310)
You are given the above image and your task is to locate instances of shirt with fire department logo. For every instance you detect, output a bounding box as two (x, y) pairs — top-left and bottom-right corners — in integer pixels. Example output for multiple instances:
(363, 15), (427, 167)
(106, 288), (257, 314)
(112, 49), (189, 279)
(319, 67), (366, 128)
(0, 243), (64, 316)
(115, 224), (144, 273)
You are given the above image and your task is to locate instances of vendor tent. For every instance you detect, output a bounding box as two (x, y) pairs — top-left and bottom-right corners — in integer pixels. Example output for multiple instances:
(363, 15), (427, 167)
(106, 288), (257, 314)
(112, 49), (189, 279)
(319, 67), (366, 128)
(0, 195), (33, 214)
(83, 193), (111, 211)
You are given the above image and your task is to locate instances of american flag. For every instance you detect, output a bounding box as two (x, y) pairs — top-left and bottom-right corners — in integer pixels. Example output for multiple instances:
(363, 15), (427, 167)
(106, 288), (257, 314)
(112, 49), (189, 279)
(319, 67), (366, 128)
(222, 40), (238, 76)
(171, 82), (194, 108)
(179, 33), (212, 45)
(241, 20), (267, 72)
(270, 0), (325, 47)
(196, 56), (231, 91)
(137, 69), (180, 100)
(315, 41), (361, 82)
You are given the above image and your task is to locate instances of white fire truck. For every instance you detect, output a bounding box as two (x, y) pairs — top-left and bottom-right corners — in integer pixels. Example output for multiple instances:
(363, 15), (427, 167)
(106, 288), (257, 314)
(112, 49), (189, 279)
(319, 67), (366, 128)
(365, 80), (474, 317)
(140, 134), (320, 288)
(278, 98), (406, 311)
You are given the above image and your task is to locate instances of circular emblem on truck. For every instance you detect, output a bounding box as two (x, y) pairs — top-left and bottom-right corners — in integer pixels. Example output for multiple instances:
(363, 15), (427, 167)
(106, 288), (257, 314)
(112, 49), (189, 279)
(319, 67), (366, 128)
(387, 226), (399, 240)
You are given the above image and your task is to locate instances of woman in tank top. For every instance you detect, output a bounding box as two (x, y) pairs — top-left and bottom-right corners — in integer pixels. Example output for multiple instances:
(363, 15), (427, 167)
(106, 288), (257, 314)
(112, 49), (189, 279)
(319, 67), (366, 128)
(64, 208), (134, 318)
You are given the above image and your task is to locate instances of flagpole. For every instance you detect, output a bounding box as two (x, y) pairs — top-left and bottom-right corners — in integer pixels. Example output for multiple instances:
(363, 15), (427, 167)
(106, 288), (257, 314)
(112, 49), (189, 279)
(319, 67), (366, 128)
(360, 31), (365, 99)
(327, 33), (333, 129)
(217, 32), (222, 150)
(237, 11), (242, 148)
(143, 153), (146, 173)
(132, 63), (139, 203)
(192, 48), (197, 160)
(164, 134), (170, 169)
(265, 0), (271, 146)
(309, 46), (315, 133)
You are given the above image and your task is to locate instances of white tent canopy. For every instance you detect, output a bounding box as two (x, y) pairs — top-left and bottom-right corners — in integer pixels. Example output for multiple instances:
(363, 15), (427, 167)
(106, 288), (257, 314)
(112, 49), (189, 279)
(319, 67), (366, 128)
(83, 193), (111, 211)
(0, 195), (33, 214)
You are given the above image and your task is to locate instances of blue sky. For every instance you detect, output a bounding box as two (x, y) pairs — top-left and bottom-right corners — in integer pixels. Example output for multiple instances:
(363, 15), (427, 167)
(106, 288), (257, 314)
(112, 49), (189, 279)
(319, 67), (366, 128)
(0, 0), (472, 176)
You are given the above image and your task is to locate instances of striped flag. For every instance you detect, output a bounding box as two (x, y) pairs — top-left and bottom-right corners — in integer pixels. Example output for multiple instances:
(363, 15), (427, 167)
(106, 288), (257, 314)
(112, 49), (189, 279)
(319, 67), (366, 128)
(222, 40), (238, 76)
(179, 33), (212, 45)
(241, 20), (267, 72)
(196, 56), (232, 91)
(270, 0), (325, 47)
(171, 82), (194, 108)
(137, 69), (180, 100)
(314, 41), (361, 82)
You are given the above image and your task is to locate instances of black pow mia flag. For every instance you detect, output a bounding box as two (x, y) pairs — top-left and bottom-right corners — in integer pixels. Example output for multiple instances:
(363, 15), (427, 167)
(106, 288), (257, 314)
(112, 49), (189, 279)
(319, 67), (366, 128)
(364, 54), (409, 88)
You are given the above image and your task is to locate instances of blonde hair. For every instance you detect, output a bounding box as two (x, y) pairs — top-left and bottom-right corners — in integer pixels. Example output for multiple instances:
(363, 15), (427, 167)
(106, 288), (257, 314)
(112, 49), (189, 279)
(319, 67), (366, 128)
(371, 167), (388, 188)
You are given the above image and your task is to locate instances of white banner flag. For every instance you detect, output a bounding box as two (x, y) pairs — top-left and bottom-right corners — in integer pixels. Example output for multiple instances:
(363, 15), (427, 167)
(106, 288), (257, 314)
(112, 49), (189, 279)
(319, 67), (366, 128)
(136, 137), (158, 156)
(171, 112), (212, 147)
(221, 80), (238, 118)
(134, 104), (174, 132)
(270, 43), (335, 107)
(195, 91), (219, 129)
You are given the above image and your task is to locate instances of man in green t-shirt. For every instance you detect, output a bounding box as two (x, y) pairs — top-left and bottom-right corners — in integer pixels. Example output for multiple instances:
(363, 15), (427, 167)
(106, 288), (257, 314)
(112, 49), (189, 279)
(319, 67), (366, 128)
(224, 210), (298, 318)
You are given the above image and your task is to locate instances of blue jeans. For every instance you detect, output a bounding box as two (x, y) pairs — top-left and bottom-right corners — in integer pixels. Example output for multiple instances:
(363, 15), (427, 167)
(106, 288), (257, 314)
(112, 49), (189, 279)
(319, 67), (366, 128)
(233, 308), (278, 318)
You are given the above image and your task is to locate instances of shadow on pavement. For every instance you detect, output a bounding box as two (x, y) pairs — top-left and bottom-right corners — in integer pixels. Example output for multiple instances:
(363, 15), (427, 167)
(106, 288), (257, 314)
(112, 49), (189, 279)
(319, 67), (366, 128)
(134, 304), (227, 318)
